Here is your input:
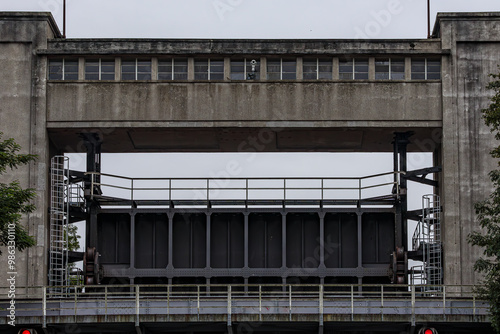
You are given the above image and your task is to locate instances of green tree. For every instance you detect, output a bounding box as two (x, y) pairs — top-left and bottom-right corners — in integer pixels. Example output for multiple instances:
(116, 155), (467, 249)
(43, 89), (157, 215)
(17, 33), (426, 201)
(0, 133), (37, 254)
(468, 71), (500, 333)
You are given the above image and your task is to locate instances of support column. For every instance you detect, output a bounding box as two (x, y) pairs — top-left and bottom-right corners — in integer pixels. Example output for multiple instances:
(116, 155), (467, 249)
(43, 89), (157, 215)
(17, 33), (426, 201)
(130, 213), (136, 270)
(357, 211), (363, 270)
(244, 213), (249, 269)
(319, 212), (326, 269)
(282, 212), (287, 270)
(167, 212), (174, 271)
(393, 132), (412, 251)
(206, 213), (211, 270)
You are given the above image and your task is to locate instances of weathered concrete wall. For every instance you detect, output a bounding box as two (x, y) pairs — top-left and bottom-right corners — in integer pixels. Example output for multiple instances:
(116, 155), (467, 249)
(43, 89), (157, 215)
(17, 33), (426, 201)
(439, 14), (500, 286)
(47, 82), (442, 123)
(0, 13), (60, 289)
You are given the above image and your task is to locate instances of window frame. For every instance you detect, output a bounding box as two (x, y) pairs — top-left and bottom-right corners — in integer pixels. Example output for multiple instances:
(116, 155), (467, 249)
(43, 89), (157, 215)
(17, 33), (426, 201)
(339, 58), (369, 80)
(411, 58), (441, 80)
(85, 59), (115, 81)
(230, 58), (260, 80)
(121, 58), (152, 81)
(375, 58), (405, 80)
(267, 58), (297, 80)
(194, 59), (224, 81)
(303, 58), (333, 80)
(48, 58), (79, 80)
(158, 58), (188, 81)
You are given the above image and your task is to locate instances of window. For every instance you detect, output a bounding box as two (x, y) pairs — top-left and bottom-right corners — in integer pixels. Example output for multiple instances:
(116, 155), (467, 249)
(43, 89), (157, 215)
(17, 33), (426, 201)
(267, 58), (296, 80)
(375, 58), (405, 80)
(230, 59), (260, 80)
(194, 59), (224, 80)
(339, 58), (368, 80)
(121, 59), (152, 80)
(85, 59), (115, 80)
(48, 59), (78, 80)
(303, 58), (332, 80)
(158, 58), (188, 80)
(411, 58), (441, 80)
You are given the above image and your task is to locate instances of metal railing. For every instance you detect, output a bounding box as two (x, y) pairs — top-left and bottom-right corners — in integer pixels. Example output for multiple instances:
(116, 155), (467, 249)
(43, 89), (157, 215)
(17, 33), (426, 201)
(86, 171), (404, 207)
(0, 284), (489, 326)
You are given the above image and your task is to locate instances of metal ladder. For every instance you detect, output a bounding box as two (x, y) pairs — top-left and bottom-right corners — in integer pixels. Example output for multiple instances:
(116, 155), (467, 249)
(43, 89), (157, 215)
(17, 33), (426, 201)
(49, 156), (70, 292)
(411, 194), (442, 288)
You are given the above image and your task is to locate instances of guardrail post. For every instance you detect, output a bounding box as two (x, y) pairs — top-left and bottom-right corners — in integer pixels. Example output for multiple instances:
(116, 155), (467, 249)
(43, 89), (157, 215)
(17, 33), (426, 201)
(135, 285), (140, 327)
(197, 285), (200, 321)
(42, 287), (47, 328)
(473, 294), (476, 321)
(443, 285), (446, 321)
(74, 286), (78, 323)
(105, 286), (108, 322)
(351, 285), (354, 321)
(381, 285), (384, 321)
(259, 285), (262, 322)
(319, 284), (324, 327)
(167, 284), (170, 321)
(227, 285), (232, 327)
(411, 284), (416, 326)
(289, 285), (292, 321)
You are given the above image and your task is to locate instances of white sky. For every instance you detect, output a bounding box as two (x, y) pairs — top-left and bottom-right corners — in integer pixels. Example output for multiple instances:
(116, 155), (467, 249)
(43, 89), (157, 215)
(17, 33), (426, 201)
(1, 0), (499, 39)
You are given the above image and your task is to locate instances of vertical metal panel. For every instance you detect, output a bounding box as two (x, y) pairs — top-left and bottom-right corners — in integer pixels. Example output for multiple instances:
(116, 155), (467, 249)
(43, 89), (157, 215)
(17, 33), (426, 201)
(135, 213), (168, 269)
(98, 213), (130, 264)
(154, 214), (169, 268)
(248, 213), (282, 268)
(362, 212), (395, 264)
(211, 213), (244, 268)
(173, 213), (206, 268)
(324, 213), (357, 268)
(135, 214), (154, 269)
(286, 213), (320, 268)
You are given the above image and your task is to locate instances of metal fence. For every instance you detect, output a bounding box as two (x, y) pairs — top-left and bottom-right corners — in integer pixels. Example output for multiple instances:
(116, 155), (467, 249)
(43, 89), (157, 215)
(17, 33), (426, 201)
(86, 171), (403, 207)
(0, 284), (489, 327)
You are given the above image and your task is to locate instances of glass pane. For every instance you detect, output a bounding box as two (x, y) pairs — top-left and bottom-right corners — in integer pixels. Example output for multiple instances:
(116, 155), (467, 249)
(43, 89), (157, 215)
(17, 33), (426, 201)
(412, 73), (425, 80)
(375, 72), (389, 80)
(195, 72), (208, 80)
(158, 73), (172, 80)
(427, 72), (441, 80)
(231, 72), (245, 80)
(122, 73), (136, 80)
(85, 65), (99, 74)
(64, 72), (78, 80)
(137, 73), (151, 80)
(210, 73), (224, 80)
(339, 64), (353, 73)
(173, 73), (188, 80)
(267, 72), (281, 80)
(282, 72), (296, 80)
(303, 72), (317, 80)
(101, 64), (115, 74)
(85, 73), (99, 80)
(339, 73), (353, 80)
(101, 73), (115, 80)
(391, 72), (405, 80)
(122, 65), (136, 72)
(318, 71), (332, 80)
(354, 72), (369, 80)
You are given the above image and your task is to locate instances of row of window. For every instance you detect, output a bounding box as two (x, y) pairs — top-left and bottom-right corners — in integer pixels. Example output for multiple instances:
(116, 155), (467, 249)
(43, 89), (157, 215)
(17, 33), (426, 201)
(49, 57), (441, 81)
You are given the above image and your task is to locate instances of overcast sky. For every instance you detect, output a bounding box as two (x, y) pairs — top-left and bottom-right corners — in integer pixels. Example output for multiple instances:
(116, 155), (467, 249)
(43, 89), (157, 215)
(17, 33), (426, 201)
(2, 0), (499, 39)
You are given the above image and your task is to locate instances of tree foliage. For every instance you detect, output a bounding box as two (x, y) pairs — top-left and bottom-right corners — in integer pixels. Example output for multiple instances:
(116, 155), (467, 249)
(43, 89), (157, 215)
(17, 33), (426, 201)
(0, 133), (37, 254)
(468, 71), (500, 333)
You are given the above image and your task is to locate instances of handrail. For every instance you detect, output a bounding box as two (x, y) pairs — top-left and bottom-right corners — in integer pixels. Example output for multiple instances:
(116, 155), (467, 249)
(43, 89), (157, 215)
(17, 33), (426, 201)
(0, 284), (489, 325)
(86, 171), (405, 206)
